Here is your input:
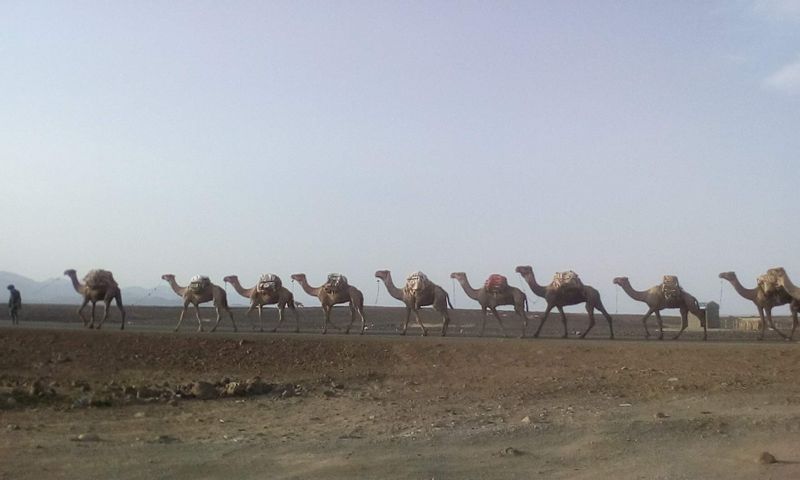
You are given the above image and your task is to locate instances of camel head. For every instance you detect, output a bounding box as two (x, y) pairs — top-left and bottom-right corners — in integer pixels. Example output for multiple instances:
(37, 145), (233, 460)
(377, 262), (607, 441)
(718, 272), (736, 281)
(374, 270), (390, 281)
(612, 277), (629, 287)
(515, 265), (533, 276)
(161, 274), (175, 282)
(290, 273), (306, 283)
(767, 267), (787, 286)
(222, 275), (238, 284)
(450, 272), (466, 281)
(63, 269), (77, 277)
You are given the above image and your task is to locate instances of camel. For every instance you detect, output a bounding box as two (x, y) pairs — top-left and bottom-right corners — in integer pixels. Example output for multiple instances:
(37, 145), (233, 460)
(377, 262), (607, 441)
(374, 270), (453, 336)
(161, 274), (236, 333)
(515, 266), (614, 339)
(718, 271), (796, 340)
(450, 272), (529, 337)
(290, 273), (366, 334)
(63, 269), (126, 330)
(613, 276), (706, 340)
(223, 274), (300, 333)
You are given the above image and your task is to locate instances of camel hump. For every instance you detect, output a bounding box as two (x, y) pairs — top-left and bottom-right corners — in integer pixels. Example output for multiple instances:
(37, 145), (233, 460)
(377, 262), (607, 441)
(661, 275), (682, 300)
(757, 271), (780, 295)
(404, 271), (431, 293)
(484, 274), (509, 293)
(324, 273), (349, 293)
(552, 271), (582, 290)
(189, 275), (211, 293)
(257, 274), (282, 292)
(83, 269), (117, 288)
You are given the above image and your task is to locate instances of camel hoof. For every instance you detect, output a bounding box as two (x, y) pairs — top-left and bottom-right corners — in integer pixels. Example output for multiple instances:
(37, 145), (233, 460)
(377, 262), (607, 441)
(294, 329), (299, 334)
(421, 332), (428, 337)
(400, 331), (407, 336)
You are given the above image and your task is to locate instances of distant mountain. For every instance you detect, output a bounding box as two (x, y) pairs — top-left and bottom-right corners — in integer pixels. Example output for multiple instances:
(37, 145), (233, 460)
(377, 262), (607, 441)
(0, 272), (249, 307)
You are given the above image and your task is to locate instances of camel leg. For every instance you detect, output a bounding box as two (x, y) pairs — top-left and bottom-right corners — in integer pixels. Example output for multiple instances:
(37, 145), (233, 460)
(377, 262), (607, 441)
(556, 306), (569, 339)
(257, 305), (264, 332)
(765, 308), (788, 340)
(77, 298), (90, 327)
(273, 305), (284, 333)
(791, 309), (799, 341)
(640, 308), (654, 339)
(290, 304), (300, 333)
(517, 299), (528, 338)
(344, 305), (356, 335)
(440, 308), (450, 337)
(672, 308), (689, 340)
(227, 307), (236, 332)
(594, 302), (614, 340)
(322, 305), (330, 334)
(490, 306), (509, 338)
(480, 307), (488, 337)
(654, 310), (664, 340)
(89, 302), (97, 329)
(580, 305), (596, 339)
(757, 307), (767, 341)
(194, 304), (204, 332)
(96, 299), (111, 330)
(402, 307), (412, 335)
(358, 306), (367, 335)
(211, 307), (222, 332)
(414, 309), (428, 336)
(534, 305), (554, 338)
(115, 294), (126, 330)
(174, 302), (189, 332)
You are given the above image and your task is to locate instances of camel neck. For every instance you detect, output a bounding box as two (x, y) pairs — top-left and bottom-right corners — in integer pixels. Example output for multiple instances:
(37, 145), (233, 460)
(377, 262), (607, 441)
(455, 276), (481, 301)
(166, 278), (186, 297)
(296, 278), (321, 297)
(521, 271), (547, 297)
(379, 273), (405, 301)
(723, 275), (756, 301)
(66, 273), (83, 294)
(228, 278), (254, 298)
(618, 281), (649, 303)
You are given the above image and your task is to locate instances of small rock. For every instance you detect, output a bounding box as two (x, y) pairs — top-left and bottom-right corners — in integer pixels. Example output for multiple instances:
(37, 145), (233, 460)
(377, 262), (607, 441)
(758, 452), (777, 464)
(619, 403), (632, 407)
(6, 424), (20, 431)
(654, 412), (669, 419)
(667, 377), (679, 382)
(501, 447), (523, 457)
(76, 433), (100, 442)
(521, 416), (532, 424)
(224, 382), (247, 397)
(134, 412), (146, 418)
(154, 435), (180, 444)
(6, 397), (17, 407)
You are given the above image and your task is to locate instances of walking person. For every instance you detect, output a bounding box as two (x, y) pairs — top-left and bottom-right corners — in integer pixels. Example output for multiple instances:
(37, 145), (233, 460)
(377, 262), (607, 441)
(7, 285), (21, 325)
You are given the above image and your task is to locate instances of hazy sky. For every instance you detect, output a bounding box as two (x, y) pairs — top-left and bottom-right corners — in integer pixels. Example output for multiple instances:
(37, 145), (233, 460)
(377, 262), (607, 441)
(2, 1), (798, 315)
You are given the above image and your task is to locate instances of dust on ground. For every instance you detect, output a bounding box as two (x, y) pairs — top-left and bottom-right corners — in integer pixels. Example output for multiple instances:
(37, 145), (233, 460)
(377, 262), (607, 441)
(2, 306), (800, 479)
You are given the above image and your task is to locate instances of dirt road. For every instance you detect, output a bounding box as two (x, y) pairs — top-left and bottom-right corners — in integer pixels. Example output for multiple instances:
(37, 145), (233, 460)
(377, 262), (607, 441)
(2, 306), (800, 479)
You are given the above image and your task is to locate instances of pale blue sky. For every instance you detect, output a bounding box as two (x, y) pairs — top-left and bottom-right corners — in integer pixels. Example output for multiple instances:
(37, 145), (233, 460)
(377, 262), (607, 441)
(1, 1), (798, 315)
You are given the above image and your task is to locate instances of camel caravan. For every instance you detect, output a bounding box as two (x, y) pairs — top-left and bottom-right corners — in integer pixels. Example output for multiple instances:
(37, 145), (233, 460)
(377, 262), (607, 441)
(56, 266), (800, 341)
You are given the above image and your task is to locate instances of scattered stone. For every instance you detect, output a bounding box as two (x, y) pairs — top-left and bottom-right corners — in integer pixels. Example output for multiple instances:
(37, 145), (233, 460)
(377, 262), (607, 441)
(654, 412), (669, 419)
(758, 452), (777, 464)
(191, 382), (217, 400)
(500, 447), (523, 457)
(134, 412), (146, 418)
(6, 424), (20, 431)
(224, 382), (247, 397)
(667, 377), (679, 382)
(619, 403), (632, 407)
(521, 416), (532, 424)
(75, 433), (100, 442)
(153, 435), (180, 444)
(6, 397), (17, 407)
